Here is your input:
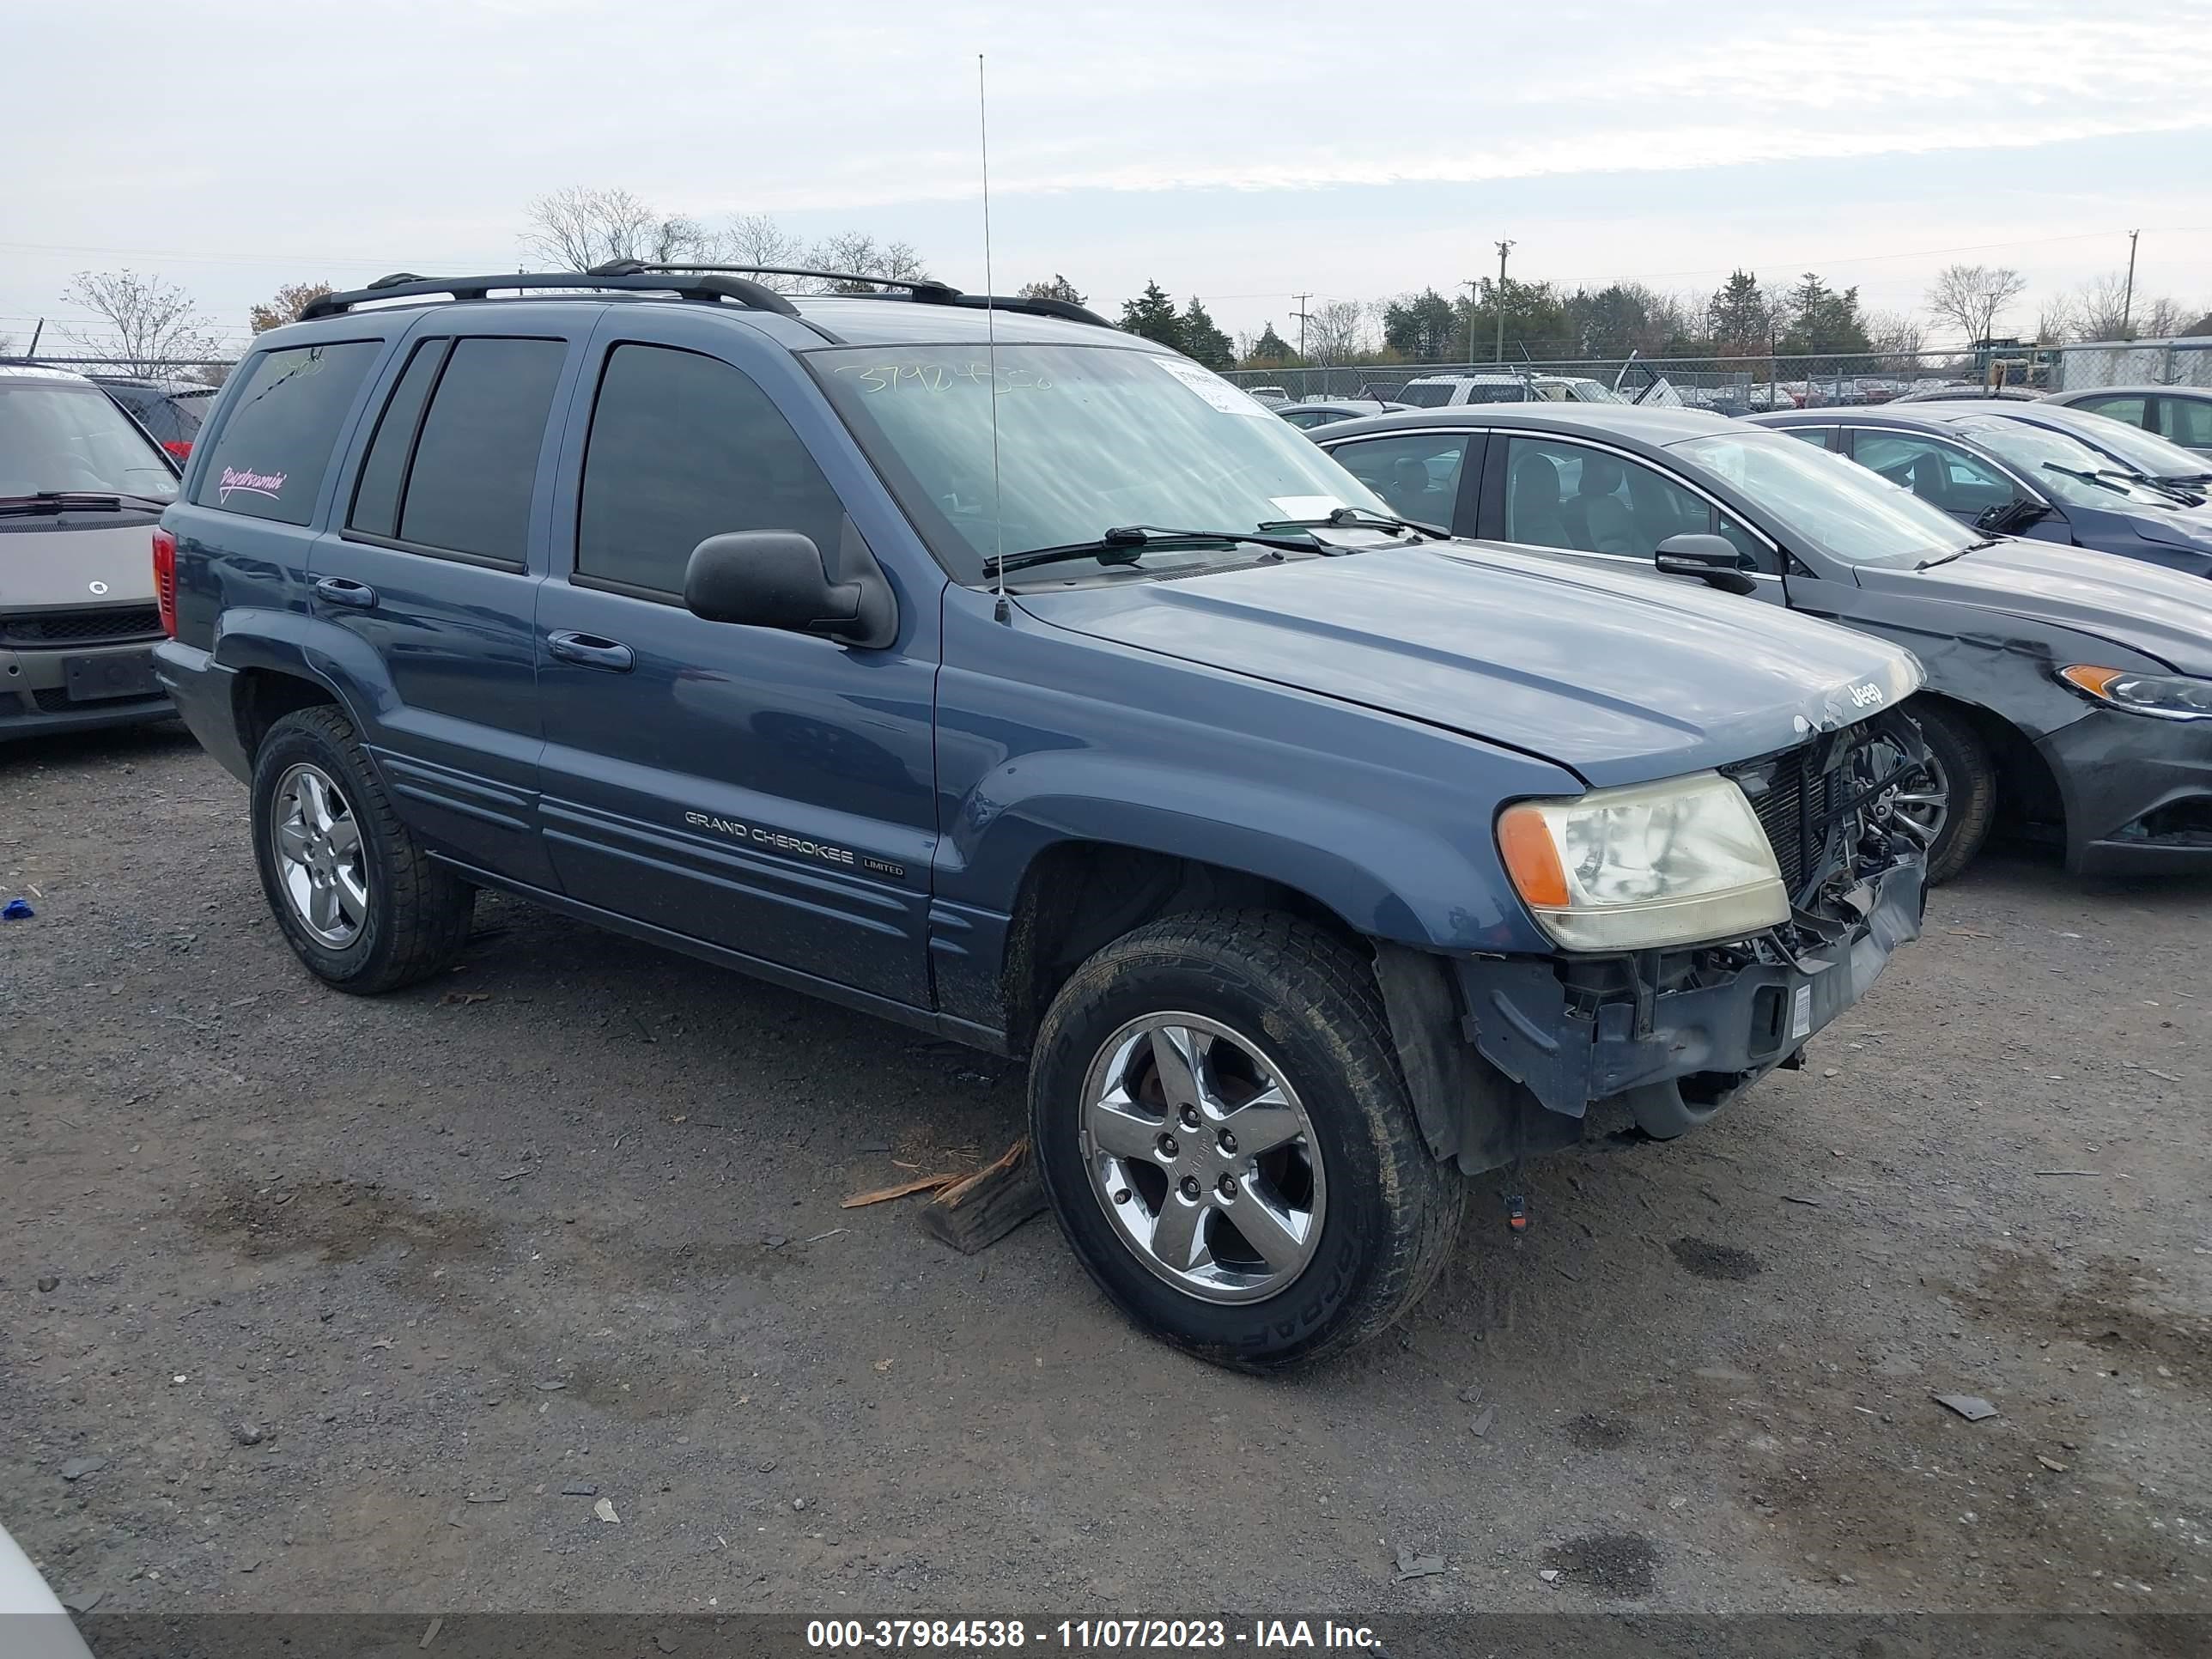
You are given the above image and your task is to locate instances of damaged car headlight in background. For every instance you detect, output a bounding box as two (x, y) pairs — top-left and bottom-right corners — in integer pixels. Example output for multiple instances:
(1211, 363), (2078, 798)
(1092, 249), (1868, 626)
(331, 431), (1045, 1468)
(1498, 772), (1790, 951)
(2059, 665), (2212, 722)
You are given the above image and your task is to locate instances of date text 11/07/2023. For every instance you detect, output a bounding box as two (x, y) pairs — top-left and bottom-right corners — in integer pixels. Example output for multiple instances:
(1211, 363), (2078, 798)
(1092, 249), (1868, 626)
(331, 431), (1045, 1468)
(805, 1620), (1382, 1650)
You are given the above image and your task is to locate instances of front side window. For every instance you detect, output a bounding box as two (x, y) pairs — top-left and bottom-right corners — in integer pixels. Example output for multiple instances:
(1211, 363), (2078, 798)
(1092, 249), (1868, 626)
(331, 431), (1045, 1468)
(0, 378), (179, 502)
(809, 343), (1390, 583)
(1500, 437), (1710, 556)
(1850, 431), (2014, 516)
(1328, 434), (1468, 526)
(1672, 429), (1977, 566)
(2157, 396), (2212, 449)
(578, 343), (846, 595)
(191, 343), (380, 524)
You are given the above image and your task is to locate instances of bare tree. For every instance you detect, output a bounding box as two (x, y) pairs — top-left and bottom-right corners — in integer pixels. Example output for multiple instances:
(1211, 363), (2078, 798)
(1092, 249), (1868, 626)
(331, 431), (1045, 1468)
(59, 270), (225, 375)
(724, 214), (809, 281)
(1304, 299), (1367, 365)
(1924, 264), (2027, 347)
(522, 187), (714, 270)
(249, 281), (336, 333)
(803, 233), (932, 292)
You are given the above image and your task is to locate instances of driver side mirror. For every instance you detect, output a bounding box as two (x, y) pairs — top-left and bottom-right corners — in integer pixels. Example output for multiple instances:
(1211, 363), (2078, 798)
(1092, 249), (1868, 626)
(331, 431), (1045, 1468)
(1654, 532), (1759, 596)
(684, 530), (896, 647)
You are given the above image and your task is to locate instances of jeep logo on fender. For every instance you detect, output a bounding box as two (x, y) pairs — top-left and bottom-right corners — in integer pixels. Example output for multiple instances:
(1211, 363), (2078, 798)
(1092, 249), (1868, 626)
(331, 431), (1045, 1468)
(683, 811), (856, 867)
(1848, 681), (1885, 709)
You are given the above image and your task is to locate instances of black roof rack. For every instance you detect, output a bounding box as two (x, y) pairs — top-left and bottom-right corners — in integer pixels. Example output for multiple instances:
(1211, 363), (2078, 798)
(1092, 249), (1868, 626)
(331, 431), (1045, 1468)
(297, 270), (802, 321)
(591, 262), (1117, 331)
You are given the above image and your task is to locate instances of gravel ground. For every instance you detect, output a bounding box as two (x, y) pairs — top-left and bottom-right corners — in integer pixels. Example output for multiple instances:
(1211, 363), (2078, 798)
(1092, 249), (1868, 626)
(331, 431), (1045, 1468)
(3, 725), (2209, 1621)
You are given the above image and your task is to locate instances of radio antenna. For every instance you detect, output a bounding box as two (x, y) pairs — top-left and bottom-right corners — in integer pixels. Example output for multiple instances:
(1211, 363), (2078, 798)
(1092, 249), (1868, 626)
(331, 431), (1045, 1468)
(980, 52), (1009, 623)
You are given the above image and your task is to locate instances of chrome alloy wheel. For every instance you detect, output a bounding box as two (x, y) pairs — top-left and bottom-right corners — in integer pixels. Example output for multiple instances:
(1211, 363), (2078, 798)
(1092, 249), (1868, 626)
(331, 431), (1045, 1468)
(271, 762), (368, 947)
(1874, 749), (1949, 851)
(1078, 1012), (1326, 1304)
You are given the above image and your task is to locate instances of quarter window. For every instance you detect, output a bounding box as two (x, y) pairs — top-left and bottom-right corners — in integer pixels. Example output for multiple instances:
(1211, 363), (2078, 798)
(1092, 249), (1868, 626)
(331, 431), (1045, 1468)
(576, 343), (846, 595)
(192, 342), (380, 525)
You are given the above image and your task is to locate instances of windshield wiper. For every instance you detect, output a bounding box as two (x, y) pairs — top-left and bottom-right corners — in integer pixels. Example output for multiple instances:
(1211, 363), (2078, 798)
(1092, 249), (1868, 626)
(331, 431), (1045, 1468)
(983, 524), (1322, 576)
(0, 489), (173, 517)
(1256, 505), (1450, 542)
(2039, 462), (2133, 497)
(1918, 538), (2002, 569)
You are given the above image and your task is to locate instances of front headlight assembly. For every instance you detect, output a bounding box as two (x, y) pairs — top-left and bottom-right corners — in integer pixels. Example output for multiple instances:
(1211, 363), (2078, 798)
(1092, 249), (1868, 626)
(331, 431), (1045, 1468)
(1497, 771), (1790, 951)
(2059, 665), (2212, 722)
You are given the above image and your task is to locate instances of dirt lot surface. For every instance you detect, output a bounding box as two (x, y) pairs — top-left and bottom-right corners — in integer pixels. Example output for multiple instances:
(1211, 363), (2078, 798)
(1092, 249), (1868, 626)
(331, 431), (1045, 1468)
(4, 726), (2209, 1624)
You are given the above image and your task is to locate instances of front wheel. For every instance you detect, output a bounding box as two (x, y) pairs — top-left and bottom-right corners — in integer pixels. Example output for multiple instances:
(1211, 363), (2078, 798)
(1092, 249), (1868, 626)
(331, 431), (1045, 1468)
(1029, 910), (1463, 1371)
(1893, 702), (1994, 884)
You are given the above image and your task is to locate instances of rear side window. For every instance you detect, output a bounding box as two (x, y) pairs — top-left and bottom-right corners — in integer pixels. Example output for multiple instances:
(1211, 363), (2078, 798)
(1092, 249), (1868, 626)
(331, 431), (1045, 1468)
(374, 338), (565, 564)
(576, 343), (845, 594)
(2158, 397), (2212, 449)
(192, 343), (380, 525)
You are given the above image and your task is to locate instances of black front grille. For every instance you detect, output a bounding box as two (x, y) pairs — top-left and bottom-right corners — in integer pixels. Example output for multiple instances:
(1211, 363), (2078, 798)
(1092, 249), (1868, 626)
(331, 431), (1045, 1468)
(1740, 744), (1836, 897)
(1, 606), (163, 647)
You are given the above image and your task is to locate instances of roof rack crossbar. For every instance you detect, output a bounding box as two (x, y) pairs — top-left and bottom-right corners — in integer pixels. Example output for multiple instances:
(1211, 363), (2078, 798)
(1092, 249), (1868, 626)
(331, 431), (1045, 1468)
(297, 270), (802, 321)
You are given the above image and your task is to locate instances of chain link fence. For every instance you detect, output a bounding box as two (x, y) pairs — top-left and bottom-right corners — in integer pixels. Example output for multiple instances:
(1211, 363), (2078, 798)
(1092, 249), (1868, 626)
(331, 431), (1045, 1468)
(0, 354), (237, 386)
(2051, 338), (2212, 392)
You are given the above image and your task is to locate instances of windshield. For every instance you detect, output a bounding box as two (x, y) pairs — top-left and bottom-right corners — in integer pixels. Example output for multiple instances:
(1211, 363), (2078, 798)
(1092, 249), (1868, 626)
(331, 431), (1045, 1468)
(2031, 413), (2210, 482)
(0, 380), (179, 502)
(1672, 429), (1978, 566)
(1948, 416), (2184, 510)
(809, 344), (1392, 583)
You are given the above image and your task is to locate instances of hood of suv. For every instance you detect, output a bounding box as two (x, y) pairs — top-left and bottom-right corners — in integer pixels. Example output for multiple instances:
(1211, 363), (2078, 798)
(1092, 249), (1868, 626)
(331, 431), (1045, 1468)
(1856, 536), (2212, 677)
(1018, 541), (1920, 788)
(0, 517), (161, 609)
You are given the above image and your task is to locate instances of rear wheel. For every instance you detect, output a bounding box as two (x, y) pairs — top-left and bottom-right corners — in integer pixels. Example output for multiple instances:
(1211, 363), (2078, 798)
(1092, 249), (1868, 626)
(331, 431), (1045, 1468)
(1894, 703), (1993, 884)
(251, 706), (473, 994)
(1030, 909), (1463, 1371)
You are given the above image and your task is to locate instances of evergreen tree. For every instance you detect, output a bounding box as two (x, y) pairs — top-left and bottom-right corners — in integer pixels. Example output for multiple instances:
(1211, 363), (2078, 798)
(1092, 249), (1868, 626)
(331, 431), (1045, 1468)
(1180, 296), (1235, 369)
(1382, 289), (1461, 362)
(1778, 271), (1871, 355)
(1706, 270), (1775, 355)
(1018, 274), (1087, 306)
(1246, 322), (1297, 366)
(1118, 281), (1183, 350)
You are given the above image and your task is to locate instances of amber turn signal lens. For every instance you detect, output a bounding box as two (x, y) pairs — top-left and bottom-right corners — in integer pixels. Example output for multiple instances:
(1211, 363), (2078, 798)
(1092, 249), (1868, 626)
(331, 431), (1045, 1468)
(2060, 665), (2123, 697)
(1497, 802), (1570, 909)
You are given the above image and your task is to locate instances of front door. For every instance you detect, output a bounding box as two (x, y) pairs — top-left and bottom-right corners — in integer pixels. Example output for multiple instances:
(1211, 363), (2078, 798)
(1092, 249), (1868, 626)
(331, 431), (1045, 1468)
(532, 315), (939, 1008)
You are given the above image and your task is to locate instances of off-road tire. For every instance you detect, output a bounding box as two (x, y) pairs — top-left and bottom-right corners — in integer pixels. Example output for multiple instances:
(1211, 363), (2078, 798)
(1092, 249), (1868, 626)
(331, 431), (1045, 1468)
(1030, 908), (1464, 1372)
(1914, 702), (1996, 884)
(250, 706), (473, 994)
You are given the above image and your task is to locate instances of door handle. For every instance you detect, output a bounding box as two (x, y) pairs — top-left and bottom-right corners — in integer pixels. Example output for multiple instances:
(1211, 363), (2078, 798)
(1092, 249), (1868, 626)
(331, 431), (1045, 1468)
(546, 629), (635, 672)
(313, 576), (377, 609)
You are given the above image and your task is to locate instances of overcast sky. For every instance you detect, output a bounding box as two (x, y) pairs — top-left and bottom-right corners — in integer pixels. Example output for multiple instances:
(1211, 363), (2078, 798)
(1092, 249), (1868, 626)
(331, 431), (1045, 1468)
(6, 0), (2209, 357)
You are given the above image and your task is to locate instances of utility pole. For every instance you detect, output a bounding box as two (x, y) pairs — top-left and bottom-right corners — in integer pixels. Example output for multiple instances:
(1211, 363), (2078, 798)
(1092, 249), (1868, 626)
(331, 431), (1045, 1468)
(2122, 229), (2139, 337)
(1462, 279), (1480, 366)
(25, 318), (43, 359)
(1291, 293), (1314, 366)
(1492, 240), (1515, 363)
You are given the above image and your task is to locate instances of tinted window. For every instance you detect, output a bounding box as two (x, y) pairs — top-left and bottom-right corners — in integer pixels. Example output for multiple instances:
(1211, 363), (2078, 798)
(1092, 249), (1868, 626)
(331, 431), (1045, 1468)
(348, 338), (449, 540)
(1502, 437), (1710, 556)
(1395, 382), (1458, 408)
(578, 344), (846, 594)
(1781, 426), (1835, 450)
(192, 343), (379, 524)
(395, 338), (564, 562)
(2080, 394), (2148, 427)
(2158, 396), (2212, 449)
(1328, 434), (1468, 526)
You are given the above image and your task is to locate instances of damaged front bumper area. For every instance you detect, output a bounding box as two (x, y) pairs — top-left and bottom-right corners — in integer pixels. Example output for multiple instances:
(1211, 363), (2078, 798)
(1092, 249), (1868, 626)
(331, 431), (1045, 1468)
(1378, 713), (1931, 1173)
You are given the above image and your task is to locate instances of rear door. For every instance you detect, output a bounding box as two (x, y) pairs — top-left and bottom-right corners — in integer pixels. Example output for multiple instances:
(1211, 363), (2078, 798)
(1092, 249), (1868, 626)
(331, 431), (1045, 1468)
(532, 310), (939, 1007)
(310, 317), (585, 886)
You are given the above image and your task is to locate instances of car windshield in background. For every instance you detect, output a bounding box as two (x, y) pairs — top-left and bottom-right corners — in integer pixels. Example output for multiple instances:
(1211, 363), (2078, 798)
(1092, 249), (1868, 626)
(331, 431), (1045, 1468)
(1672, 429), (1978, 567)
(0, 380), (179, 502)
(2045, 416), (2211, 483)
(1395, 381), (1458, 408)
(1949, 417), (2183, 510)
(809, 344), (1392, 583)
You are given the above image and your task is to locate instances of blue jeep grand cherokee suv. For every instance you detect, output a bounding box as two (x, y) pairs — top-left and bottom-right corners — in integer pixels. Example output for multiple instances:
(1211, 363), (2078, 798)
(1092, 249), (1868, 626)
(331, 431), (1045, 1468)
(155, 265), (1933, 1369)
